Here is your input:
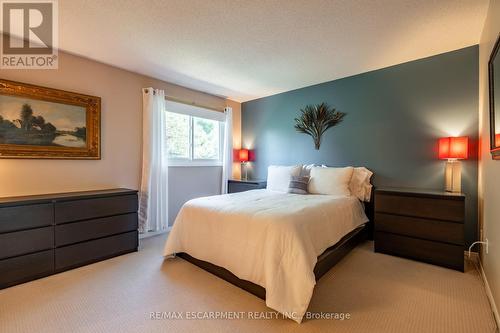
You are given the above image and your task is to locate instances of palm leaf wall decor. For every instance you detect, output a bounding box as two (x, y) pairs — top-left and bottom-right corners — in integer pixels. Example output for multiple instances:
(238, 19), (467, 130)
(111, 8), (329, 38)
(294, 103), (346, 150)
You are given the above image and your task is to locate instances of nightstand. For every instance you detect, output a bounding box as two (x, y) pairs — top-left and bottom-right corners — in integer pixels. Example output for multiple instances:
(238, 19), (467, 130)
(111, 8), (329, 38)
(374, 188), (465, 271)
(228, 179), (267, 193)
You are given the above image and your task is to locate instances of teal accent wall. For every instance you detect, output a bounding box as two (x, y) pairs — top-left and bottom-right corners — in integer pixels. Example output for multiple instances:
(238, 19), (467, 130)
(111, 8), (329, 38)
(242, 46), (479, 246)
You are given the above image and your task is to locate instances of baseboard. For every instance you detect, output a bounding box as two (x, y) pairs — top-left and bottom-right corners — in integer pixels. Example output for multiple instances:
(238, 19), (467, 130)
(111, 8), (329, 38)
(470, 252), (500, 331)
(139, 228), (170, 239)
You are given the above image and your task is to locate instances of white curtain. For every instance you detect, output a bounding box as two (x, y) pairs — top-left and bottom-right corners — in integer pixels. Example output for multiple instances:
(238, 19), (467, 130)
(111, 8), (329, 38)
(221, 106), (233, 194)
(139, 88), (168, 232)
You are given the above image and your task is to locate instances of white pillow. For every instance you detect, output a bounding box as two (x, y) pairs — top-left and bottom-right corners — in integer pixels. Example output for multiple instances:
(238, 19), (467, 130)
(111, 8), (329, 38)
(267, 165), (302, 192)
(349, 167), (373, 201)
(308, 166), (354, 196)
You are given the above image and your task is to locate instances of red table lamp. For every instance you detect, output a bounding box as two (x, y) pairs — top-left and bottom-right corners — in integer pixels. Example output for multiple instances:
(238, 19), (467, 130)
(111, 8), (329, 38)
(238, 149), (249, 163)
(438, 136), (468, 193)
(238, 149), (250, 180)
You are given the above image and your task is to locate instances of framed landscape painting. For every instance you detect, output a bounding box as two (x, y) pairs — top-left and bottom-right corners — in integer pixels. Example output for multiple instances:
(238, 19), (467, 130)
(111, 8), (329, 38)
(0, 79), (100, 159)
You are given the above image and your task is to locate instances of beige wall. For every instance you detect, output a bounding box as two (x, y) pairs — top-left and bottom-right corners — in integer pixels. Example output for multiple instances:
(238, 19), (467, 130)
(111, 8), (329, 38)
(226, 99), (242, 179)
(479, 0), (500, 320)
(0, 51), (241, 197)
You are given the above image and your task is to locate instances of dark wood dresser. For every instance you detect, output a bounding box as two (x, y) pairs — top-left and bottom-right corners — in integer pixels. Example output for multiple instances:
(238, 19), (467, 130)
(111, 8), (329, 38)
(228, 179), (267, 193)
(0, 188), (138, 289)
(374, 188), (465, 271)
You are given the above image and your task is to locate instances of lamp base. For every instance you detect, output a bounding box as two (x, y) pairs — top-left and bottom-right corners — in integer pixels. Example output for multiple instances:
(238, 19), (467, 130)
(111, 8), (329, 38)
(445, 160), (461, 193)
(241, 162), (248, 181)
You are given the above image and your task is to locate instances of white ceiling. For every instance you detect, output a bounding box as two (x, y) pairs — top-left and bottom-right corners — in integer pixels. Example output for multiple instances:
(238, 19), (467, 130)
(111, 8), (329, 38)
(58, 0), (489, 102)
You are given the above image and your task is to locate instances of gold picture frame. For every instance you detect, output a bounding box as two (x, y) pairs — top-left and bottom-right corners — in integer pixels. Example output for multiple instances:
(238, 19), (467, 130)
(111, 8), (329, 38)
(0, 79), (101, 159)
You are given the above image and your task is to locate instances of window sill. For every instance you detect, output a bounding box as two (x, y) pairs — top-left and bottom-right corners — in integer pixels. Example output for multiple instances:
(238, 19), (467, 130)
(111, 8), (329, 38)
(167, 162), (223, 167)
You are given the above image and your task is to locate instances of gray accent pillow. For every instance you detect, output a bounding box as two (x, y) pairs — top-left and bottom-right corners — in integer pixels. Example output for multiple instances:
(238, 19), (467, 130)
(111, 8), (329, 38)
(288, 176), (310, 194)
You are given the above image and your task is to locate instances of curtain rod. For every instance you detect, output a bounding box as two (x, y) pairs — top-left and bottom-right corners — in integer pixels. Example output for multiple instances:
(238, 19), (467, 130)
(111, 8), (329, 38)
(165, 95), (225, 113)
(144, 88), (226, 113)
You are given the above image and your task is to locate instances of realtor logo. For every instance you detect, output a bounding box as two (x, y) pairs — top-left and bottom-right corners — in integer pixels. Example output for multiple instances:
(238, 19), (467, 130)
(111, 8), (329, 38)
(1, 0), (58, 69)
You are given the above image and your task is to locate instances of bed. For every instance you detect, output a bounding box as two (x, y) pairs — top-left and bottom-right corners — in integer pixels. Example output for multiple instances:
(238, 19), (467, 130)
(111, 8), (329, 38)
(164, 185), (374, 323)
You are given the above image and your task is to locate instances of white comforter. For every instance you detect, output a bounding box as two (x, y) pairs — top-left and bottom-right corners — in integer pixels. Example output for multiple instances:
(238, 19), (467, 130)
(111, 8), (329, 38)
(163, 189), (368, 323)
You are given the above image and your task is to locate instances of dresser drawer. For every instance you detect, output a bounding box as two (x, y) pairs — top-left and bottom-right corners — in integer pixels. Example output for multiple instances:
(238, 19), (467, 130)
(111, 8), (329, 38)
(55, 231), (138, 271)
(55, 194), (138, 224)
(375, 213), (464, 245)
(0, 203), (53, 233)
(55, 213), (138, 247)
(229, 182), (253, 193)
(375, 232), (464, 271)
(375, 194), (464, 222)
(0, 227), (54, 260)
(228, 182), (266, 193)
(0, 250), (54, 289)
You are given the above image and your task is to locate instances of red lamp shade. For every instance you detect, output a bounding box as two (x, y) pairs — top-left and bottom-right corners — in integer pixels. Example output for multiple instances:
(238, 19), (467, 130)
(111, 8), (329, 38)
(238, 149), (249, 162)
(438, 136), (469, 160)
(496, 134), (500, 147)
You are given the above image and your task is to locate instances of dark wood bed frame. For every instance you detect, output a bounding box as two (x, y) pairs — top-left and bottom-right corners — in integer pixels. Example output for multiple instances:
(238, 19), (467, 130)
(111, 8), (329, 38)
(177, 191), (375, 300)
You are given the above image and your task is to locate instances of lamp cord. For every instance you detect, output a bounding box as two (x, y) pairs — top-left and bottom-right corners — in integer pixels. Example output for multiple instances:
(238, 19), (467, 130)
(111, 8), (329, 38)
(468, 239), (489, 258)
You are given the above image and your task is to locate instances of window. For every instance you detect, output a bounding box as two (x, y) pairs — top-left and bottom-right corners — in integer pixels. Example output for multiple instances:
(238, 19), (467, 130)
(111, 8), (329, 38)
(166, 112), (190, 159)
(193, 117), (220, 160)
(166, 111), (223, 166)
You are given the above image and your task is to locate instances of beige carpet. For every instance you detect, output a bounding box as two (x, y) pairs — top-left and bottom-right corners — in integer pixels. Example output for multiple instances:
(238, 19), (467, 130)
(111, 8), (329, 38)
(0, 234), (497, 333)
